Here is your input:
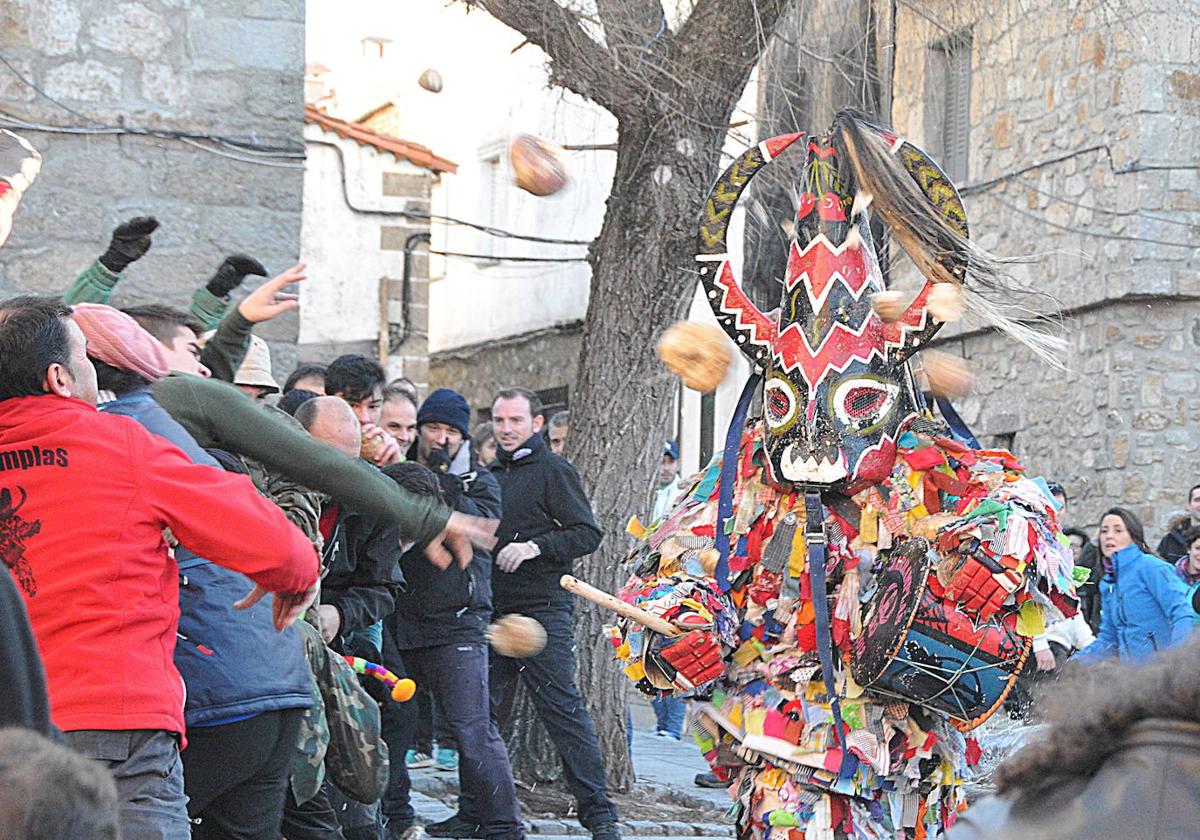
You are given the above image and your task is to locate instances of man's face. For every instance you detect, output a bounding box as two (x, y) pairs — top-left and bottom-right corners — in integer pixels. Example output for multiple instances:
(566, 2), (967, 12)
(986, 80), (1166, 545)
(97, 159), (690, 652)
(492, 396), (543, 452)
(658, 453), (679, 487)
(64, 320), (98, 406)
(417, 422), (464, 464)
(1052, 492), (1067, 517)
(1190, 488), (1200, 517)
(339, 387), (382, 426)
(548, 424), (568, 455)
(1067, 533), (1084, 563)
(380, 397), (417, 450)
(162, 326), (210, 378)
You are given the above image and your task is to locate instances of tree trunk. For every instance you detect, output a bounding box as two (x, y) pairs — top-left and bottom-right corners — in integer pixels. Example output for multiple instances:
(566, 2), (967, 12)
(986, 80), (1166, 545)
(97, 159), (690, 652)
(500, 683), (560, 784)
(567, 118), (731, 792)
(464, 0), (799, 793)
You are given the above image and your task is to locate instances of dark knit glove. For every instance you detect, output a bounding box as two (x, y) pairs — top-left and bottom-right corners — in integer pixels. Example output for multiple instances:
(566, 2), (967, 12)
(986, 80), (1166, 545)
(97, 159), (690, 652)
(206, 254), (266, 298)
(98, 216), (158, 273)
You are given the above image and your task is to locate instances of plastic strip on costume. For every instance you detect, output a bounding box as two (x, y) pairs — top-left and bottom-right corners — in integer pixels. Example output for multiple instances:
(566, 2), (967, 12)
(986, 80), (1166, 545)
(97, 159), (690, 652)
(714, 373), (763, 592)
(804, 489), (850, 765)
(934, 395), (981, 450)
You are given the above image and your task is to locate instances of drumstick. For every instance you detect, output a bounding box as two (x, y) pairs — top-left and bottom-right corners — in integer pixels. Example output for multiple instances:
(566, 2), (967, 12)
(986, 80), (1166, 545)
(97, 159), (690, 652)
(559, 575), (683, 637)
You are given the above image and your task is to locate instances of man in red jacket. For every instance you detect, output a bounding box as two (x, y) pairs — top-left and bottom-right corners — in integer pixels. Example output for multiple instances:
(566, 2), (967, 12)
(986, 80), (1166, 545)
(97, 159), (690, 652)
(0, 295), (320, 840)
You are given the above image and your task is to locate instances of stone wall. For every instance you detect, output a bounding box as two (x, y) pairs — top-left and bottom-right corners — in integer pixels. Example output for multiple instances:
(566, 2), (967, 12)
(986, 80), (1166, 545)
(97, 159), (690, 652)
(890, 0), (1200, 535)
(429, 323), (582, 418)
(0, 0), (306, 371)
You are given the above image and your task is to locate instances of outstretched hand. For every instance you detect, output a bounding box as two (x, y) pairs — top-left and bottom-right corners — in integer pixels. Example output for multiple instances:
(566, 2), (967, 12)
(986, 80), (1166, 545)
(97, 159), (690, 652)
(99, 216), (159, 273)
(237, 262), (306, 323)
(235, 578), (320, 631)
(424, 511), (498, 570)
(207, 253), (268, 298)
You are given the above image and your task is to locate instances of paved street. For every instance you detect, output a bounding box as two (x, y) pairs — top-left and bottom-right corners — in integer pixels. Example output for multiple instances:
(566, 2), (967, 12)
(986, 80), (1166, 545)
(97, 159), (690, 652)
(408, 696), (733, 838)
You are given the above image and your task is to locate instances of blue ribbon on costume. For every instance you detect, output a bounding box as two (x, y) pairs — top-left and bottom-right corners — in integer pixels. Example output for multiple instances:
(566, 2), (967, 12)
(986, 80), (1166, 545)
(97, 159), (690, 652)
(934, 395), (980, 450)
(714, 373), (762, 593)
(804, 489), (851, 773)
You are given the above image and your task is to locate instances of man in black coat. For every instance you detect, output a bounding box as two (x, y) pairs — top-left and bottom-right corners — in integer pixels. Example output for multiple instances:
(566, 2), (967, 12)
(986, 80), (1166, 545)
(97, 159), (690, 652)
(476, 388), (619, 840)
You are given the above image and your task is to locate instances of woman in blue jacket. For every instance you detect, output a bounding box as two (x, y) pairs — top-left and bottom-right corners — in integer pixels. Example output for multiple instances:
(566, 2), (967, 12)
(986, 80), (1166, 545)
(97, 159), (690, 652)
(1075, 507), (1194, 663)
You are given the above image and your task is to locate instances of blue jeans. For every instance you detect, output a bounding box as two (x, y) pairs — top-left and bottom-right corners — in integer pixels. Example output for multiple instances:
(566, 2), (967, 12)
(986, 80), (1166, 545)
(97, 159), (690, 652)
(65, 729), (190, 840)
(651, 695), (686, 737)
(487, 604), (618, 830)
(382, 639), (523, 840)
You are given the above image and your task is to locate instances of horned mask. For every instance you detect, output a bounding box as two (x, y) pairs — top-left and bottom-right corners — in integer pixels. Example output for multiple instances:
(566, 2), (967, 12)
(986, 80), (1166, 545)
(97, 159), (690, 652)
(696, 111), (973, 490)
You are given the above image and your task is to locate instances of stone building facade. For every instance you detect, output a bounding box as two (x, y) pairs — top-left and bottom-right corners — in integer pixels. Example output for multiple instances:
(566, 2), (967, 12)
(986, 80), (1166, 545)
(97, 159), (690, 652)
(431, 322), (583, 422)
(0, 0), (306, 370)
(888, 0), (1200, 534)
(299, 104), (456, 391)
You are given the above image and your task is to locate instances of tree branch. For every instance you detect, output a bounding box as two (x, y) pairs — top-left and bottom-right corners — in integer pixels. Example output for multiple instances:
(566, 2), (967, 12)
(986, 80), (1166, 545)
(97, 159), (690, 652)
(675, 0), (791, 76)
(595, 0), (666, 51)
(465, 0), (630, 115)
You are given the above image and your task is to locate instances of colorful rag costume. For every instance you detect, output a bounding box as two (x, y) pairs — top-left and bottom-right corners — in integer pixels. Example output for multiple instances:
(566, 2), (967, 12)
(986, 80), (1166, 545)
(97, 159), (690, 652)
(606, 111), (1076, 840)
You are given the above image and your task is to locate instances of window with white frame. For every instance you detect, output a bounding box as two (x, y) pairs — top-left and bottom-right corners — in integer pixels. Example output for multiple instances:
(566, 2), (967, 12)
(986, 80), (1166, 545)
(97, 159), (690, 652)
(477, 144), (507, 263)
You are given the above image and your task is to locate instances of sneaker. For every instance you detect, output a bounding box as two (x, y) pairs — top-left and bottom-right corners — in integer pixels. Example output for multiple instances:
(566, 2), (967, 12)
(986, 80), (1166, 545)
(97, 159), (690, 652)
(694, 771), (726, 788)
(654, 729), (669, 738)
(434, 746), (459, 772)
(591, 822), (622, 840)
(424, 815), (483, 839)
(388, 824), (425, 840)
(406, 749), (435, 769)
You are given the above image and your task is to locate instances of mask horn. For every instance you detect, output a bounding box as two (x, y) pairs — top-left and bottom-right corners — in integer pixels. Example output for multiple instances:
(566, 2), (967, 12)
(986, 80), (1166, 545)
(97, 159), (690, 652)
(696, 133), (805, 373)
(833, 109), (1065, 368)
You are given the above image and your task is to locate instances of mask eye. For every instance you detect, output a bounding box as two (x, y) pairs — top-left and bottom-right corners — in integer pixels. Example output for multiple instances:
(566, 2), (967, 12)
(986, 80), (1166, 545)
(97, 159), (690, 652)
(832, 378), (898, 434)
(763, 376), (800, 434)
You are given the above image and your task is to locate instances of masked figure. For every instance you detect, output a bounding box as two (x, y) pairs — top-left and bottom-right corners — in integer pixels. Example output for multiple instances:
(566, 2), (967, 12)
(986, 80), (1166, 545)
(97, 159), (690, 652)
(604, 111), (1077, 839)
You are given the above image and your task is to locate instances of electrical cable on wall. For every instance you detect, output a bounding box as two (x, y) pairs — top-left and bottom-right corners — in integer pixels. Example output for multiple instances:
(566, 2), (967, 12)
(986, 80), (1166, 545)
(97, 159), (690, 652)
(985, 192), (1194, 250)
(429, 249), (588, 262)
(5, 51), (1191, 256)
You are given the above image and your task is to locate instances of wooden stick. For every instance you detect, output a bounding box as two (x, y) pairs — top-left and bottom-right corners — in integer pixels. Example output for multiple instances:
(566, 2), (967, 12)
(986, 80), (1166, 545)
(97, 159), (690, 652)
(560, 575), (683, 637)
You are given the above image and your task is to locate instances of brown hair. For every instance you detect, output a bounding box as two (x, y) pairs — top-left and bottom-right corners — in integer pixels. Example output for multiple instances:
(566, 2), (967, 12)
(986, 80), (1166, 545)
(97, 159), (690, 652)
(995, 635), (1200, 793)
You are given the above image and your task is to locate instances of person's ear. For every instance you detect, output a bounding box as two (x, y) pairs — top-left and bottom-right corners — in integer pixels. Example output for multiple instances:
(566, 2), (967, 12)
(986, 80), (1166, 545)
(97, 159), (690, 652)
(531, 414), (545, 434)
(42, 362), (73, 398)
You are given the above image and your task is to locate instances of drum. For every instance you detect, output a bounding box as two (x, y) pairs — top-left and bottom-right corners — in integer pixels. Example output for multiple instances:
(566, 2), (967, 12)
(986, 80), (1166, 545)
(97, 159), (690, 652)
(852, 539), (1029, 730)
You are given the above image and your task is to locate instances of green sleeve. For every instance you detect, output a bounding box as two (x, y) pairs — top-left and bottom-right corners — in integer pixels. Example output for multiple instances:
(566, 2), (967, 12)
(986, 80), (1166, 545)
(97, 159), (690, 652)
(200, 308), (254, 383)
(63, 259), (121, 305)
(190, 286), (230, 332)
(152, 374), (452, 543)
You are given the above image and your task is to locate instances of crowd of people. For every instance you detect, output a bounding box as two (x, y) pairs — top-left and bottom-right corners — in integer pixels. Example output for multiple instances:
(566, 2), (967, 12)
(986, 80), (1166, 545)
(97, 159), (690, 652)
(0, 212), (633, 840)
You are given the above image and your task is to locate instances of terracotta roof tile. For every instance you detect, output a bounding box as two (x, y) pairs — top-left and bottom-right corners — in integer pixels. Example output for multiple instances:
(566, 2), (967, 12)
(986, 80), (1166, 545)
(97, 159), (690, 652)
(304, 105), (457, 174)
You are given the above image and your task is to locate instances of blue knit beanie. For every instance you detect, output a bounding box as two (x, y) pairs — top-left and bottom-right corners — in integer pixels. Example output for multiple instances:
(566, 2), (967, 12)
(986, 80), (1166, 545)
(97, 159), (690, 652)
(418, 388), (472, 437)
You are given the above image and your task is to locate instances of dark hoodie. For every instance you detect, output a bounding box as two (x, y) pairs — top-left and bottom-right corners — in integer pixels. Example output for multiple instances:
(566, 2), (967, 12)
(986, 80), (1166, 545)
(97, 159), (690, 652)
(489, 433), (602, 612)
(391, 444), (501, 649)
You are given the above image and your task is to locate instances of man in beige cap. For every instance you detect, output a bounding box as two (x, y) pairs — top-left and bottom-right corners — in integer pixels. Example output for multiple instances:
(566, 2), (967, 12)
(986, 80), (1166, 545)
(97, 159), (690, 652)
(228, 334), (279, 402)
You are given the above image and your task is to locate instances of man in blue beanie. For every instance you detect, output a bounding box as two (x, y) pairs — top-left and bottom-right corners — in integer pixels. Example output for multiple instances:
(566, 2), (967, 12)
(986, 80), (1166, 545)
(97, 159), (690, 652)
(380, 388), (516, 840)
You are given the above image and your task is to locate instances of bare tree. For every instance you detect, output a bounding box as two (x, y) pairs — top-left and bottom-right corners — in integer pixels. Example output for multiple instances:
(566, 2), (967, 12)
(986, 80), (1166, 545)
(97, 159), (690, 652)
(464, 0), (797, 791)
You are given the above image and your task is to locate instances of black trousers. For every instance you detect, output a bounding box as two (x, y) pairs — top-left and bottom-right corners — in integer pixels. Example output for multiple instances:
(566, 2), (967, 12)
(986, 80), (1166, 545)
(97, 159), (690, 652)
(487, 604), (617, 829)
(183, 708), (304, 840)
